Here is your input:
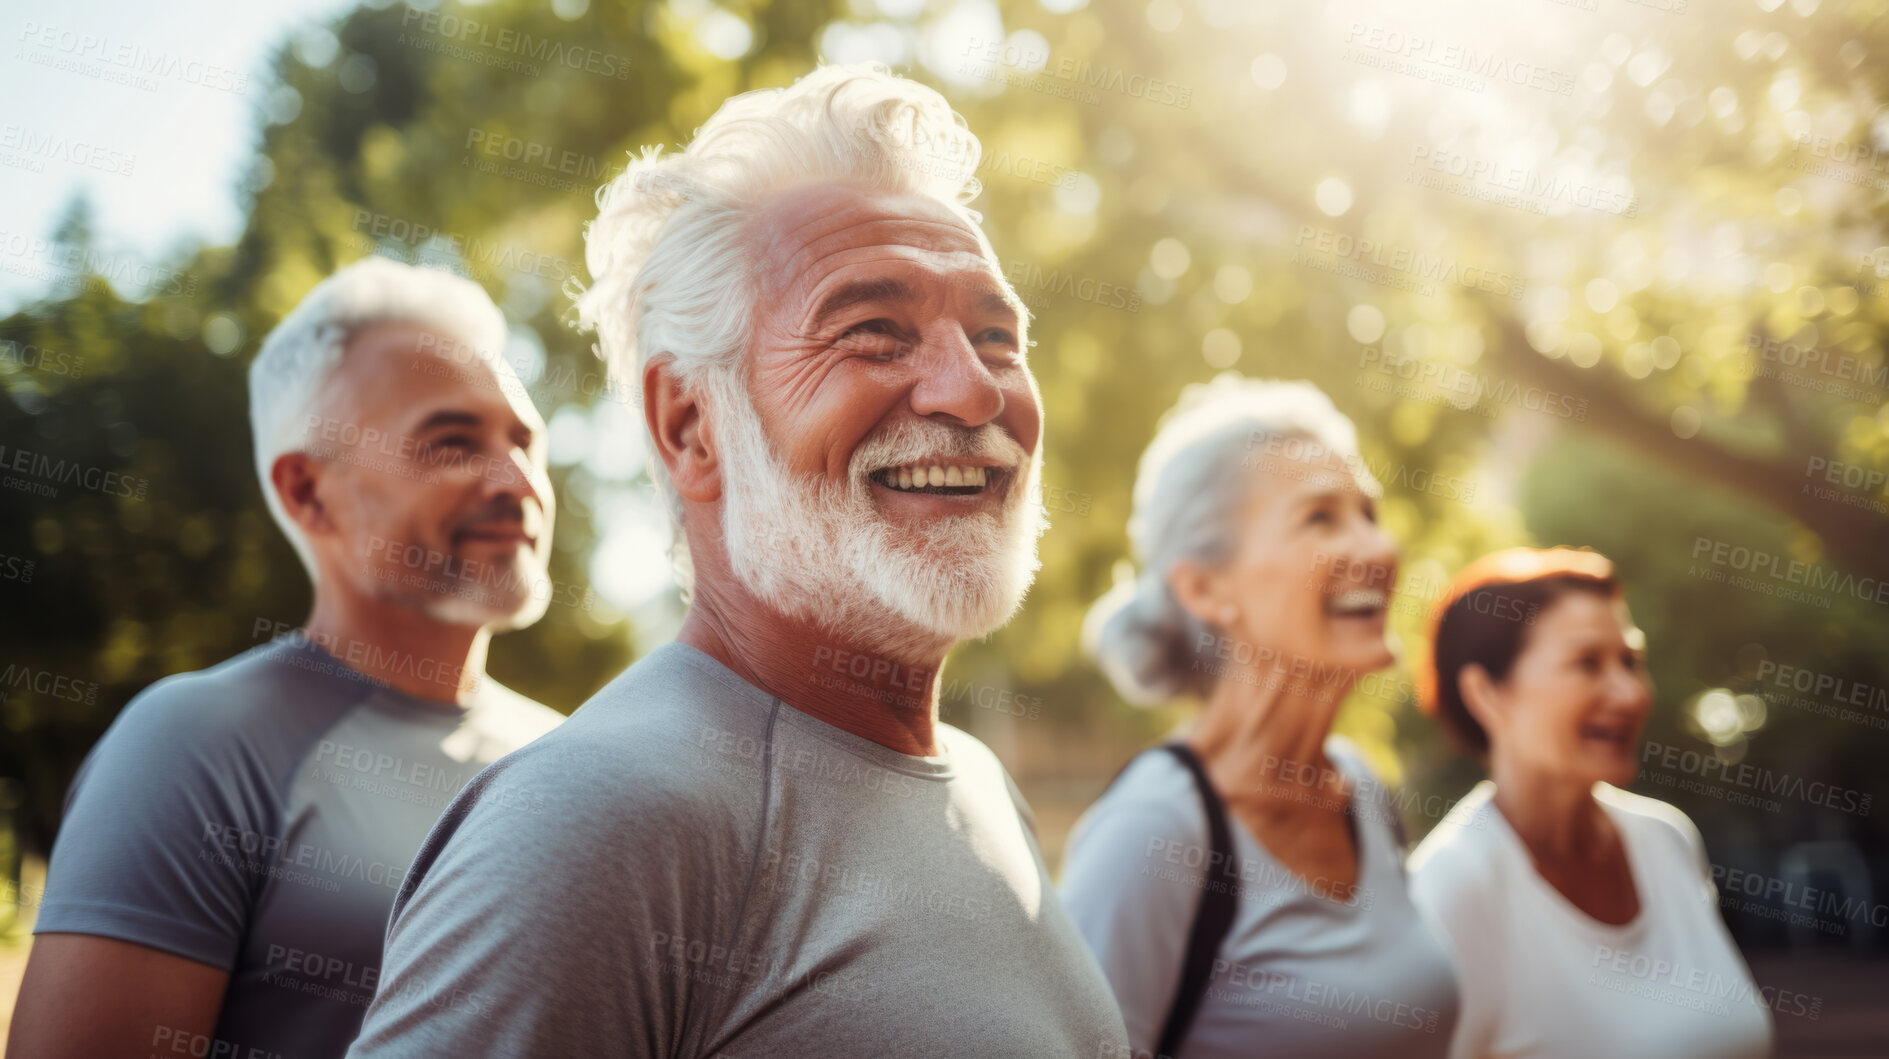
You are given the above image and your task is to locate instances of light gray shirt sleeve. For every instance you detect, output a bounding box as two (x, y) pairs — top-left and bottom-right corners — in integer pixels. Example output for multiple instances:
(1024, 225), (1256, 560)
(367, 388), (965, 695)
(35, 680), (269, 969)
(1057, 755), (1200, 1056)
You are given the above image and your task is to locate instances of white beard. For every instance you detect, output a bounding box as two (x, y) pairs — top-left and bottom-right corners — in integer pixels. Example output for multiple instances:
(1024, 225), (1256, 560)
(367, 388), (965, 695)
(709, 373), (1045, 658)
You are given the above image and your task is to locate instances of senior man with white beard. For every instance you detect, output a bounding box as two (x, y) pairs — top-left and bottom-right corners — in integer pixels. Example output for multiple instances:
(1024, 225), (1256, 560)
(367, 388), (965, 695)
(348, 64), (1131, 1058)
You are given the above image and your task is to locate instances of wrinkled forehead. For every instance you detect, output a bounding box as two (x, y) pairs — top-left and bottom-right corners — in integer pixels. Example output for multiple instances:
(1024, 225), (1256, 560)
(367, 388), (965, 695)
(748, 183), (1008, 306)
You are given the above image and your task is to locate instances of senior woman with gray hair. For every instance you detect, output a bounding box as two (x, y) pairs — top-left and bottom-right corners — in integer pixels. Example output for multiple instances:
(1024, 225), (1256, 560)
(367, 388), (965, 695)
(1060, 374), (1460, 1059)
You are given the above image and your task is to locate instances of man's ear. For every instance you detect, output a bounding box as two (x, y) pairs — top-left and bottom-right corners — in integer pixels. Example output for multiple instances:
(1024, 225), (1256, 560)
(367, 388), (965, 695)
(1458, 663), (1506, 738)
(271, 451), (335, 537)
(642, 356), (720, 504)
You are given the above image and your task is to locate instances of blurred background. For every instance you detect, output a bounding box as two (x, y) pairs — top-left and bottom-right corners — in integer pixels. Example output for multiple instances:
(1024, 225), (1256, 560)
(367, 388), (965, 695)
(3, 0), (1887, 1052)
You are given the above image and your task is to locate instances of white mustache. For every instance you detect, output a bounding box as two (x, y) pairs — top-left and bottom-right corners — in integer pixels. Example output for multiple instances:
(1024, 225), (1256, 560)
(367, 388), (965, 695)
(849, 420), (1029, 482)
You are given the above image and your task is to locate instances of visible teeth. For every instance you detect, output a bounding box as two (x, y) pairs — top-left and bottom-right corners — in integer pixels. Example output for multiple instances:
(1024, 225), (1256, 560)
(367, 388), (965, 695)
(877, 464), (994, 491)
(1328, 589), (1387, 613)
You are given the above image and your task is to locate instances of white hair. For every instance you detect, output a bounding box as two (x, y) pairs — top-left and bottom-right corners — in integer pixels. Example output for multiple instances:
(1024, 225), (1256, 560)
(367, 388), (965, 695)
(248, 256), (508, 581)
(571, 62), (990, 591)
(1083, 375), (1380, 705)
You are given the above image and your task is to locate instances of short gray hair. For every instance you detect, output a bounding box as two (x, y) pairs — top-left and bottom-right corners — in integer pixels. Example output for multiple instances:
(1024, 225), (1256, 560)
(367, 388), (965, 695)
(248, 257), (508, 581)
(1083, 374), (1378, 705)
(571, 62), (994, 588)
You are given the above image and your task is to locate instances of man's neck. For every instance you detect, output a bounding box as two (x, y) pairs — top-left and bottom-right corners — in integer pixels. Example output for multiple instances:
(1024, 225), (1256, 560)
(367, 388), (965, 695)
(677, 584), (951, 757)
(301, 581), (491, 708)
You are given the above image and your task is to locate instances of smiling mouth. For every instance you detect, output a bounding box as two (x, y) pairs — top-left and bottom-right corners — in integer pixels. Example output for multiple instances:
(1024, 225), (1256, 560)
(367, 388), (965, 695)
(457, 525), (535, 547)
(1580, 720), (1638, 751)
(1325, 588), (1389, 618)
(868, 462), (1009, 498)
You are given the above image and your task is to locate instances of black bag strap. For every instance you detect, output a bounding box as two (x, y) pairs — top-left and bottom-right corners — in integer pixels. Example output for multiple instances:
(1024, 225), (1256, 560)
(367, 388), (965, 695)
(1154, 742), (1239, 1059)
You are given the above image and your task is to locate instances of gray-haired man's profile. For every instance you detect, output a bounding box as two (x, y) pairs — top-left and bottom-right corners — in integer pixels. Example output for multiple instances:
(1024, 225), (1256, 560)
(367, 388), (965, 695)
(13, 258), (564, 1059)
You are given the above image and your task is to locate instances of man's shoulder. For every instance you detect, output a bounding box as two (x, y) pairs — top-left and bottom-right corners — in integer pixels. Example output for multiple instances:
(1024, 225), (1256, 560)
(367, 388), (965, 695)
(105, 642), (361, 757)
(470, 643), (777, 832)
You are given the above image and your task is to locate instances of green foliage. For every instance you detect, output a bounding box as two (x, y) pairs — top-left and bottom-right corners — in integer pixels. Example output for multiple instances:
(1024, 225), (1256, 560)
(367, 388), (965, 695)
(3, 0), (1885, 871)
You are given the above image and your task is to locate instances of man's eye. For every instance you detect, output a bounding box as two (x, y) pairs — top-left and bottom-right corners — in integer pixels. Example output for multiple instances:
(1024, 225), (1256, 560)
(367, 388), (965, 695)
(430, 435), (475, 450)
(836, 320), (905, 358)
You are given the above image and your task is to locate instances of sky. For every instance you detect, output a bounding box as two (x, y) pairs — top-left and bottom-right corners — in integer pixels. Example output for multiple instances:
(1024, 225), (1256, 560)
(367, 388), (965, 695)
(0, 0), (362, 308)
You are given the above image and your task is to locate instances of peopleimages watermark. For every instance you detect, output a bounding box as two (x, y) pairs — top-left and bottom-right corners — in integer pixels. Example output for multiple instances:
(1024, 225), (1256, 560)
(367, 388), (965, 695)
(1742, 333), (1887, 404)
(1752, 658), (1889, 731)
(0, 122), (135, 177)
(1689, 536), (1887, 608)
(1207, 960), (1446, 1035)
(1144, 834), (1378, 910)
(644, 929), (871, 1004)
(363, 535), (598, 617)
(462, 128), (624, 195)
(1714, 861), (1889, 939)
(758, 846), (994, 924)
(1786, 133), (1889, 192)
(0, 662), (99, 705)
(352, 208), (572, 283)
(1342, 23), (1576, 97)
(1002, 260), (1140, 314)
(0, 550), (33, 583)
(0, 442), (149, 501)
(150, 1023), (287, 1058)
(397, 7), (631, 80)
(1244, 431), (1479, 504)
(251, 619), (485, 696)
(1191, 630), (1426, 710)
(0, 228), (198, 297)
(694, 723), (924, 800)
(1589, 944), (1818, 1021)
(299, 411), (536, 487)
(1293, 225), (1527, 300)
(0, 338), (83, 379)
(1640, 739), (1872, 817)
(200, 820), (407, 896)
(1801, 456), (1888, 516)
(958, 36), (1193, 110)
(1238, 749), (1492, 834)
(1356, 347), (1587, 422)
(15, 20), (249, 95)
(1405, 145), (1637, 218)
(411, 331), (637, 408)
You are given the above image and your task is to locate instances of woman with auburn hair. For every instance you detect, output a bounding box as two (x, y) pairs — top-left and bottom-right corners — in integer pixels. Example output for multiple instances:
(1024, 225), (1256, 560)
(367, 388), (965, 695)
(1408, 547), (1774, 1059)
(1060, 375), (1459, 1059)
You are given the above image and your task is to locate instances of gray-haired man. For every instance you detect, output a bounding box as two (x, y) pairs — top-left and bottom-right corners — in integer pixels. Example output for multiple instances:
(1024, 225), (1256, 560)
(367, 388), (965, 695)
(13, 258), (564, 1059)
(350, 65), (1129, 1057)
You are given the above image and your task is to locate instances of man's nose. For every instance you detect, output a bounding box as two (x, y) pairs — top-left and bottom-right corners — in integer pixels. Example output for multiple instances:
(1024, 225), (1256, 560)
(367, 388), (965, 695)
(908, 328), (1004, 426)
(481, 445), (550, 510)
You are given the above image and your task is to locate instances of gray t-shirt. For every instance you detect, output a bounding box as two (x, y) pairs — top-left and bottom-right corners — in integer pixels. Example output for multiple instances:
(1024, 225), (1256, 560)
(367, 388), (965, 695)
(348, 641), (1130, 1058)
(35, 636), (563, 1059)
(1058, 738), (1461, 1059)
